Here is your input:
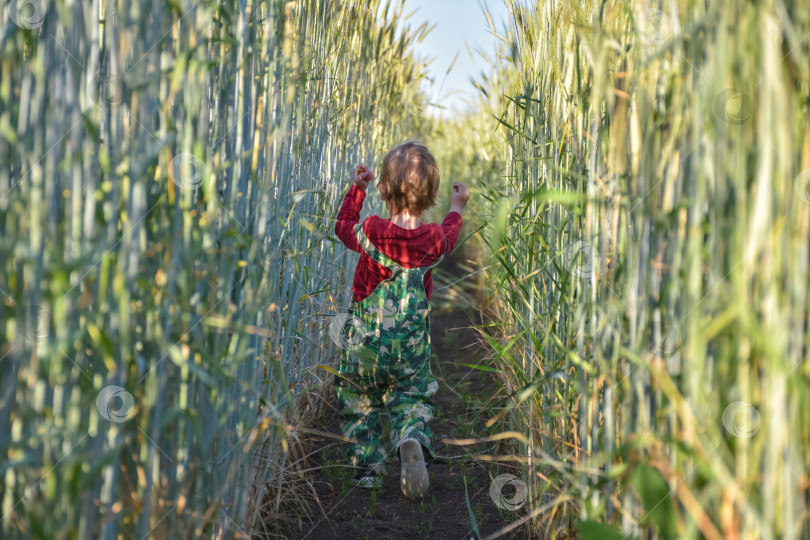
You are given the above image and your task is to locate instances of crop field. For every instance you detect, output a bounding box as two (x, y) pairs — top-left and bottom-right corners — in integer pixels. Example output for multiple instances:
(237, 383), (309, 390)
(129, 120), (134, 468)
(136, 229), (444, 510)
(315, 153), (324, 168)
(1, 0), (808, 539)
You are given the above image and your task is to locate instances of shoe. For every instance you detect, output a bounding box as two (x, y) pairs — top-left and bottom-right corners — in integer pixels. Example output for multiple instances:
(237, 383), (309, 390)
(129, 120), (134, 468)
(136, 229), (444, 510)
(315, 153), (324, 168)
(397, 442), (431, 468)
(399, 438), (429, 499)
(353, 468), (384, 489)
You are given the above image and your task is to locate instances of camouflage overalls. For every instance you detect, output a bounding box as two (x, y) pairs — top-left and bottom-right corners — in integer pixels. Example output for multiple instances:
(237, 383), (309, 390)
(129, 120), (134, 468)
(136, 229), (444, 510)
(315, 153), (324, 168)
(334, 219), (443, 471)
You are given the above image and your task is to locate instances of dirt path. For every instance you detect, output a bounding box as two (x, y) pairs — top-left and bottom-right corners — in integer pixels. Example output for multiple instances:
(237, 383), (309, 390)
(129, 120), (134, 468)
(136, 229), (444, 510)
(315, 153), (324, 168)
(272, 255), (527, 539)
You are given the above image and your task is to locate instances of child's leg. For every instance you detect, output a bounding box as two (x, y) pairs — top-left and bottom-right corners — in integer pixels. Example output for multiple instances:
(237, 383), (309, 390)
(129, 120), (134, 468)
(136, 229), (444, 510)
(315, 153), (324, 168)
(385, 345), (439, 461)
(334, 352), (387, 471)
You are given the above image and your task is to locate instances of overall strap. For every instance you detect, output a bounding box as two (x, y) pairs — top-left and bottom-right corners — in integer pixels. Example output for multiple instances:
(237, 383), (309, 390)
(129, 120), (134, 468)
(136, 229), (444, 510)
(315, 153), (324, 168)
(423, 252), (445, 272)
(353, 219), (446, 273)
(353, 220), (401, 269)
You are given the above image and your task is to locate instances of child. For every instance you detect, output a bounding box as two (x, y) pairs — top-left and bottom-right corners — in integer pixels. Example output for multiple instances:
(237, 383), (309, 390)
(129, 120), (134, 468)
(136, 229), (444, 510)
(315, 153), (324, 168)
(333, 140), (469, 498)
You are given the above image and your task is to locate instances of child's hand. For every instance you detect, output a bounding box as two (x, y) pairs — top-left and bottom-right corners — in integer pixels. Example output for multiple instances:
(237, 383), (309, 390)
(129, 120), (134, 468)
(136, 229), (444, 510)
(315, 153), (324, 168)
(353, 163), (374, 190)
(450, 182), (469, 213)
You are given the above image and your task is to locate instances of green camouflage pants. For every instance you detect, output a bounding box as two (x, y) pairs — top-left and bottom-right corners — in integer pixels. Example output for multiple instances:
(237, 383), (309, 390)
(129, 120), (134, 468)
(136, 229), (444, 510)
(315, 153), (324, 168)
(333, 312), (439, 470)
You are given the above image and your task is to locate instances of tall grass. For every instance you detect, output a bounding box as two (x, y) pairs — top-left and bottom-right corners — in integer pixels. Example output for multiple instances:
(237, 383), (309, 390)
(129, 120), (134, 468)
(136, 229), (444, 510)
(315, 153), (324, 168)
(0, 0), (426, 537)
(442, 0), (810, 538)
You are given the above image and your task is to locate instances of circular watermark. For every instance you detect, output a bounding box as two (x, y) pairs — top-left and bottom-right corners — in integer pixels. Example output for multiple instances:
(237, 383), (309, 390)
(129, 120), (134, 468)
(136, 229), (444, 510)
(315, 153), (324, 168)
(562, 240), (600, 278)
(6, 0), (47, 29)
(489, 473), (527, 511)
(328, 313), (370, 351)
(86, 72), (124, 109)
(721, 401), (760, 438)
(793, 169), (810, 205)
(652, 323), (681, 358)
(96, 385), (137, 423)
(637, 8), (673, 46)
(713, 88), (754, 125)
(169, 152), (207, 190)
(26, 307), (50, 342)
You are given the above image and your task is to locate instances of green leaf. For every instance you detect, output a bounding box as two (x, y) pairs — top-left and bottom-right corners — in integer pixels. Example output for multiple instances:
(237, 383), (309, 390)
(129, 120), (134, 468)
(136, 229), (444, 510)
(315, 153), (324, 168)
(631, 463), (679, 539)
(314, 364), (341, 377)
(463, 475), (482, 539)
(577, 520), (628, 540)
(457, 362), (501, 373)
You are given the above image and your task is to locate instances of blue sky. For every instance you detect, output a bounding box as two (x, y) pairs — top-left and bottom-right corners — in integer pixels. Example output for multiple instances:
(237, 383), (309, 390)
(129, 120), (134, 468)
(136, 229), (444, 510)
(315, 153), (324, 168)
(398, 0), (510, 118)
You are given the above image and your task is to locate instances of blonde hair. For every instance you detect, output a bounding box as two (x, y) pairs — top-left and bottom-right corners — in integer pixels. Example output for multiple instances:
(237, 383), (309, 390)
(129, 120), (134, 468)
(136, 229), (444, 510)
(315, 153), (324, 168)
(378, 141), (439, 216)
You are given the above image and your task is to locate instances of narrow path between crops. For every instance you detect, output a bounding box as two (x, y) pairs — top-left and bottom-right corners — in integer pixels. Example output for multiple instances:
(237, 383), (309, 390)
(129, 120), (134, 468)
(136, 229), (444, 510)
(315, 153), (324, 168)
(273, 253), (525, 539)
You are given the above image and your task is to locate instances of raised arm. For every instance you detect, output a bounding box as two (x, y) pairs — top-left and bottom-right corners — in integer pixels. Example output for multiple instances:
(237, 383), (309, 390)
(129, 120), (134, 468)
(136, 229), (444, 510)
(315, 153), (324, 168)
(449, 182), (469, 217)
(334, 163), (374, 252)
(440, 182), (469, 255)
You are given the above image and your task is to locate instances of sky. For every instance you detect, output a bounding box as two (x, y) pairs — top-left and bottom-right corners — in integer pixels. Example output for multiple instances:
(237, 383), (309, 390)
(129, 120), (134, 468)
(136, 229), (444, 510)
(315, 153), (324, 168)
(398, 0), (510, 119)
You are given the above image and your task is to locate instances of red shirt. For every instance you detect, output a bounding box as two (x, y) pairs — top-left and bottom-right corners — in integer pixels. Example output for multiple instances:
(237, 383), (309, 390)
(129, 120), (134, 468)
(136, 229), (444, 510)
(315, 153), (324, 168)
(335, 184), (463, 302)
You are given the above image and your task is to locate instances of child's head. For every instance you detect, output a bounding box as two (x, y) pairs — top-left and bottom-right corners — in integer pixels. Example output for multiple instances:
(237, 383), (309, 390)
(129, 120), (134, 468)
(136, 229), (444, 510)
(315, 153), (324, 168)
(377, 141), (439, 217)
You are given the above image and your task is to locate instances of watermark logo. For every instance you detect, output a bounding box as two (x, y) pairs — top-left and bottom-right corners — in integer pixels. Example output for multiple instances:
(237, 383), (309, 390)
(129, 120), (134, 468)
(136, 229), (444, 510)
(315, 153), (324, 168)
(6, 0), (47, 29)
(489, 473), (527, 511)
(96, 385), (137, 423)
(713, 88), (754, 125)
(793, 169), (810, 205)
(26, 307), (50, 342)
(562, 240), (600, 278)
(86, 72), (124, 109)
(637, 9), (673, 46)
(169, 153), (207, 190)
(652, 323), (681, 358)
(328, 313), (371, 351)
(722, 401), (760, 438)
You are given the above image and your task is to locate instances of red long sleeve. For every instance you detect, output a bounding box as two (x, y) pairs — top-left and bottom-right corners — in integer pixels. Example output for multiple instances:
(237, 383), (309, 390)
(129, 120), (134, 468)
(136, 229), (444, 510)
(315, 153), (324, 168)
(335, 184), (367, 253)
(334, 184), (462, 302)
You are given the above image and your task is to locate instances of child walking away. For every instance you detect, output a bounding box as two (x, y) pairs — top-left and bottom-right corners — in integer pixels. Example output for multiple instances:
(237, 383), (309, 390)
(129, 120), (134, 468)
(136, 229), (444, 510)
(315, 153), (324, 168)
(333, 141), (470, 499)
